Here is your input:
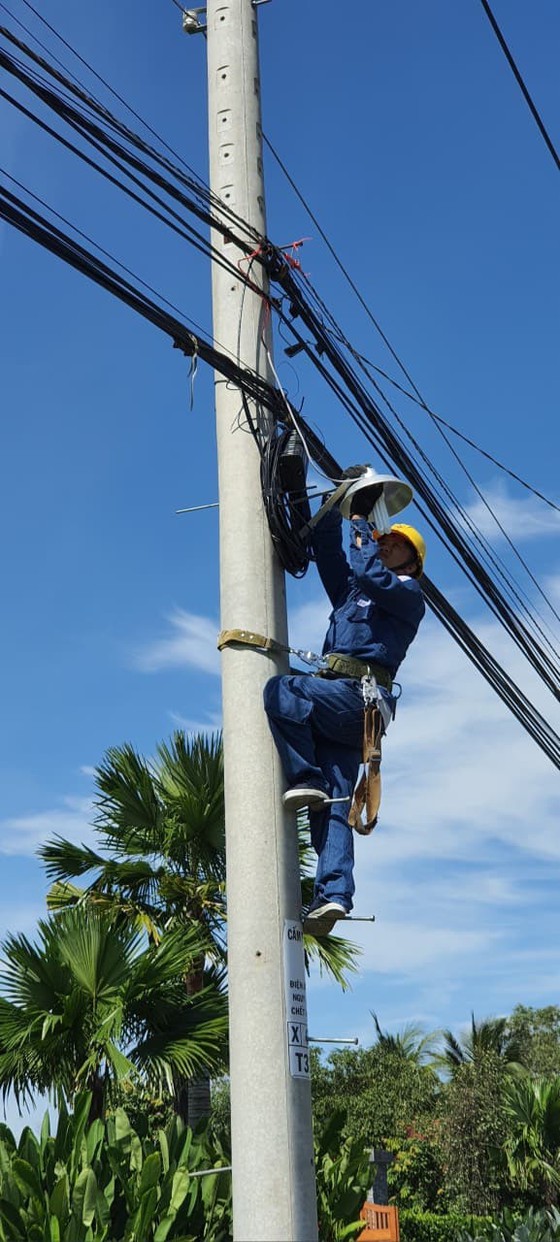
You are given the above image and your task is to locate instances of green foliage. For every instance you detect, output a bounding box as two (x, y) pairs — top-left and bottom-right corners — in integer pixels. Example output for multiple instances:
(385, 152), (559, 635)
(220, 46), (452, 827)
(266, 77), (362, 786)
(506, 1010), (560, 1081)
(371, 1013), (441, 1065)
(313, 1110), (372, 1242)
(0, 906), (228, 1119)
(0, 1096), (383, 1242)
(0, 1094), (232, 1241)
(399, 1209), (493, 1240)
(311, 1010), (560, 1216)
(433, 1015), (524, 1078)
(311, 1043), (440, 1149)
(457, 1206), (560, 1241)
(387, 1129), (446, 1211)
(207, 1077), (231, 1149)
(437, 1052), (507, 1214)
(501, 1077), (560, 1205)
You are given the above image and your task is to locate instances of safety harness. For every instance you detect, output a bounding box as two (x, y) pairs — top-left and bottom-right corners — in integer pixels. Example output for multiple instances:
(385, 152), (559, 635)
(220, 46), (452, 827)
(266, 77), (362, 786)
(217, 629), (396, 836)
(348, 675), (384, 836)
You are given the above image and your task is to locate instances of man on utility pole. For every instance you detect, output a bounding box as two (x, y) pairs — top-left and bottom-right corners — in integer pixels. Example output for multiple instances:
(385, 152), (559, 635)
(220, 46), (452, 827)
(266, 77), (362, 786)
(202, 2), (318, 1238)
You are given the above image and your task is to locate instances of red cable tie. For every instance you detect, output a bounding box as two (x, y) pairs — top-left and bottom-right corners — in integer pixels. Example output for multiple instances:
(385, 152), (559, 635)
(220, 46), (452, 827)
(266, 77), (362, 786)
(279, 238), (311, 274)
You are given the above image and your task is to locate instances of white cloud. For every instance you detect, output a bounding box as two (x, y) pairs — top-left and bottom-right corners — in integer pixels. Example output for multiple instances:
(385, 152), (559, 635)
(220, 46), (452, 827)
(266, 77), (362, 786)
(459, 479), (560, 542)
(168, 709), (223, 734)
(21, 583), (555, 1038)
(289, 599), (331, 660)
(133, 610), (220, 675)
(0, 797), (95, 858)
(298, 593), (560, 1026)
(356, 919), (496, 977)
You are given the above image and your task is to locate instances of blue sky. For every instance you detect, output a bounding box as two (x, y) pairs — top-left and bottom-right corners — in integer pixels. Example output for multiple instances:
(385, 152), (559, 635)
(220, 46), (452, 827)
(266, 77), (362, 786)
(0, 0), (559, 1132)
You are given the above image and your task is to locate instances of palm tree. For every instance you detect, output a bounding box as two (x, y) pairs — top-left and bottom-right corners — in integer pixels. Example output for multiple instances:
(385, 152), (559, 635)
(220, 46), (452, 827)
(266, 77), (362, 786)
(434, 1012), (524, 1077)
(371, 1012), (440, 1064)
(41, 732), (226, 1128)
(39, 731), (361, 1123)
(502, 1075), (560, 1204)
(0, 906), (227, 1124)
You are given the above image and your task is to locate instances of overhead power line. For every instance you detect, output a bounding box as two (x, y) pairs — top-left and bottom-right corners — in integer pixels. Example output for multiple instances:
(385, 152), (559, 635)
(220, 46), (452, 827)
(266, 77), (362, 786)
(0, 181), (285, 417)
(478, 0), (560, 172)
(13, 3), (549, 521)
(1, 16), (559, 766)
(262, 132), (560, 640)
(264, 252), (560, 691)
(321, 334), (560, 515)
(3, 0), (212, 190)
(2, 174), (559, 768)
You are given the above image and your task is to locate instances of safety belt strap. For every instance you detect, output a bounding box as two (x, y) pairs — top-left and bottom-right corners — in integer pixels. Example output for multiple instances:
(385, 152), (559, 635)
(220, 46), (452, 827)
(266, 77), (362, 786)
(348, 705), (383, 836)
(217, 628), (323, 667)
(217, 628), (281, 654)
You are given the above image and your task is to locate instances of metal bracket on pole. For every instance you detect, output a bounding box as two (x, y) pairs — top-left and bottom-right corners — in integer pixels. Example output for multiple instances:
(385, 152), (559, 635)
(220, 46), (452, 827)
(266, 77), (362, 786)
(176, 502), (219, 514)
(182, 7), (207, 34)
(188, 1165), (232, 1177)
(309, 1037), (359, 1045)
(343, 915), (376, 923)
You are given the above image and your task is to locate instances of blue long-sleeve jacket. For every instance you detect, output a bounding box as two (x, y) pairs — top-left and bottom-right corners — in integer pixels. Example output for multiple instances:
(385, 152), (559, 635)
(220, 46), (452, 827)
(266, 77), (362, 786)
(311, 508), (425, 676)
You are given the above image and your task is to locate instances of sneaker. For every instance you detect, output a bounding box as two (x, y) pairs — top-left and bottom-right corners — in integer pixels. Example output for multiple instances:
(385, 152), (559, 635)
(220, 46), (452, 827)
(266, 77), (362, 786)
(303, 899), (348, 936)
(282, 787), (330, 812)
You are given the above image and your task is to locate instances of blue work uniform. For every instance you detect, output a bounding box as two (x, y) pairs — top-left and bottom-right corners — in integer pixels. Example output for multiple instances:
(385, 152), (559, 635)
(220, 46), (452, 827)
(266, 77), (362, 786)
(263, 509), (425, 912)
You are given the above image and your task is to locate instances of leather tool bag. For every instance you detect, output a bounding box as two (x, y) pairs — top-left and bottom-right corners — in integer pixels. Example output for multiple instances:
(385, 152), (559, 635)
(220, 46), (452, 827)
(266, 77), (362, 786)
(348, 704), (383, 836)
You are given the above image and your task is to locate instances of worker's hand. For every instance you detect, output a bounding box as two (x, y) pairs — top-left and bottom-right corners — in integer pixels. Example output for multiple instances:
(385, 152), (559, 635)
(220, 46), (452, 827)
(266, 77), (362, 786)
(349, 485), (381, 517)
(342, 464), (369, 480)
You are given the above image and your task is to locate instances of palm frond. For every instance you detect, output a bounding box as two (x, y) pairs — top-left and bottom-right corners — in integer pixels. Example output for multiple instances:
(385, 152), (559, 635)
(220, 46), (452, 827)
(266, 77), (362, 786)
(132, 992), (228, 1091)
(39, 837), (109, 884)
(304, 933), (361, 991)
(156, 732), (226, 871)
(94, 742), (163, 851)
(45, 880), (86, 910)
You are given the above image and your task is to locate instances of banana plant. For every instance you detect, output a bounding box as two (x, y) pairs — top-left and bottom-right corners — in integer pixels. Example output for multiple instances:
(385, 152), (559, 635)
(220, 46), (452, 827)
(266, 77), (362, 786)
(0, 1095), (232, 1241)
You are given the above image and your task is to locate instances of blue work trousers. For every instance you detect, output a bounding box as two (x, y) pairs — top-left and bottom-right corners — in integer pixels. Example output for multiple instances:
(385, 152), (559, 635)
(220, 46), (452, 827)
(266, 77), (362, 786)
(263, 673), (365, 911)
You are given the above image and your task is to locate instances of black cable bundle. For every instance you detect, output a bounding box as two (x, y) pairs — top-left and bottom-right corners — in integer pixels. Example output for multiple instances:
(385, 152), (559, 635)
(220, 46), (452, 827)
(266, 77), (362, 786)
(260, 425), (312, 577)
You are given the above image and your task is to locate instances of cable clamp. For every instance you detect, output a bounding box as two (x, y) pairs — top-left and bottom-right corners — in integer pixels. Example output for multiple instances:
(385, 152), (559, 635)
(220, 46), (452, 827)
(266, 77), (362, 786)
(172, 334), (198, 358)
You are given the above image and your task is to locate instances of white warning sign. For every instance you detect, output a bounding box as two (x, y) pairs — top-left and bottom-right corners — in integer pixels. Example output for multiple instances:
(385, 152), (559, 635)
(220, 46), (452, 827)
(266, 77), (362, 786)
(283, 920), (310, 1079)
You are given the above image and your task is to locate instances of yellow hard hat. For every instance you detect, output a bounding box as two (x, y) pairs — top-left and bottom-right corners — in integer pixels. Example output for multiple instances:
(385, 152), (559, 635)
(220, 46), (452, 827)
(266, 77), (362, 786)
(389, 523), (426, 576)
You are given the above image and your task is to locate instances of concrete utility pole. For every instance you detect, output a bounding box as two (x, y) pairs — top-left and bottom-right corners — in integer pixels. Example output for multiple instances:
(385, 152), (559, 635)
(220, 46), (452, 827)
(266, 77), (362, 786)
(203, 2), (318, 1238)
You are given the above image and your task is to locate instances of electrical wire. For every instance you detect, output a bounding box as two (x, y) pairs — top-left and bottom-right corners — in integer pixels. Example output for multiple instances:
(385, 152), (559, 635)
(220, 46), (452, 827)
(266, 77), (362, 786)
(266, 250), (560, 652)
(5, 0), (213, 192)
(0, 180), (286, 418)
(2, 174), (559, 768)
(0, 24), (260, 247)
(264, 255), (560, 694)
(321, 335), (560, 515)
(6, 34), (557, 681)
(263, 131), (560, 634)
(478, 0), (560, 173)
(2, 13), (559, 764)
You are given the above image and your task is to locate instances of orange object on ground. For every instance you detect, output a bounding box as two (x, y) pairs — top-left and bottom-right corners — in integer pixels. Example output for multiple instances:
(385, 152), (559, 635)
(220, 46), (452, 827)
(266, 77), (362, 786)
(357, 1201), (400, 1241)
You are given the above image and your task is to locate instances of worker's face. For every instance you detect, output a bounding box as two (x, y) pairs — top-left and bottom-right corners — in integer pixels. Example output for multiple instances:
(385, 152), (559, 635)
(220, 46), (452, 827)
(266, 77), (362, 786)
(377, 532), (417, 574)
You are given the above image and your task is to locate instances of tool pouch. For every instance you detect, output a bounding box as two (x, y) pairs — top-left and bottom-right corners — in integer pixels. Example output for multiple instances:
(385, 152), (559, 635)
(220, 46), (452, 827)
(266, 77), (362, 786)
(348, 705), (383, 836)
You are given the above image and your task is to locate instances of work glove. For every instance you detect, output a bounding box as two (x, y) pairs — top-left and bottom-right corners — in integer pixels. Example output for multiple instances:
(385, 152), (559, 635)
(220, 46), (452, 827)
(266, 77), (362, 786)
(341, 465), (383, 519)
(349, 488), (380, 518)
(341, 464), (369, 480)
